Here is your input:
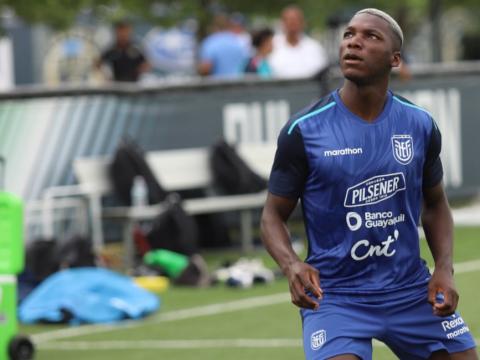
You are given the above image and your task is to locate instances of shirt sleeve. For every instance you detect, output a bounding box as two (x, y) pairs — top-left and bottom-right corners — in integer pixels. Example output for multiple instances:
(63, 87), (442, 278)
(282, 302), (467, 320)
(423, 119), (444, 188)
(268, 124), (309, 199)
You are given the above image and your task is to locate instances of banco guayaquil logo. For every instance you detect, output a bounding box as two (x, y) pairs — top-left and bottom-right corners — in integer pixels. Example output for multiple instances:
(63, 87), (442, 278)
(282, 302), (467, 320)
(391, 135), (414, 165)
(311, 330), (326, 350)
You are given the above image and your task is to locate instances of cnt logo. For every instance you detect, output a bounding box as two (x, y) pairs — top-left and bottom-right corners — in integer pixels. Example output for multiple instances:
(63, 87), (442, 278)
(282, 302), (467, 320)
(351, 230), (399, 261)
(311, 330), (327, 350)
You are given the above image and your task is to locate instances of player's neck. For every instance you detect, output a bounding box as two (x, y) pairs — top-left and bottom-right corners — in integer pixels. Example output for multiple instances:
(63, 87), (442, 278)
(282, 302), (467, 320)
(339, 81), (389, 123)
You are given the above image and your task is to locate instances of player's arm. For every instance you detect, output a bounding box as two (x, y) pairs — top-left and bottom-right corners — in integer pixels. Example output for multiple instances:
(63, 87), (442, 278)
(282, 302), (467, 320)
(261, 193), (322, 310)
(261, 121), (322, 310)
(422, 182), (457, 317)
(136, 50), (151, 75)
(197, 40), (213, 76)
(197, 61), (212, 76)
(421, 119), (457, 317)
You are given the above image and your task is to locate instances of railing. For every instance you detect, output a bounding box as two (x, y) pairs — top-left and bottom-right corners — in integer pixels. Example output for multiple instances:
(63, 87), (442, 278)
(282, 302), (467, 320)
(0, 62), (479, 204)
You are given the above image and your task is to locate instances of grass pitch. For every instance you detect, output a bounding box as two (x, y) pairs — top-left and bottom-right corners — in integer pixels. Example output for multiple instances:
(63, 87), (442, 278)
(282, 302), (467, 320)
(21, 226), (479, 360)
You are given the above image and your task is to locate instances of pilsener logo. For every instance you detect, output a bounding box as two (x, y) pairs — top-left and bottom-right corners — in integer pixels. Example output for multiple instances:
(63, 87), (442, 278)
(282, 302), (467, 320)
(344, 173), (406, 208)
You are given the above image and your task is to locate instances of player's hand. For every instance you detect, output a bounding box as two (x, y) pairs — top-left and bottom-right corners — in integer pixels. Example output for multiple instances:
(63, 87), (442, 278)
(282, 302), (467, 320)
(428, 267), (458, 317)
(285, 261), (323, 310)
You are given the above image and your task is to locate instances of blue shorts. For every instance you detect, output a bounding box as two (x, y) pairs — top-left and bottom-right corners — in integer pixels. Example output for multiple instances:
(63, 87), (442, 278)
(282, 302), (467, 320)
(301, 287), (476, 360)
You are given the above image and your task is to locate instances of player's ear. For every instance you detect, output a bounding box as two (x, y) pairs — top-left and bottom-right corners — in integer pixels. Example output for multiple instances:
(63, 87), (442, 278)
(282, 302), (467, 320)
(391, 51), (401, 68)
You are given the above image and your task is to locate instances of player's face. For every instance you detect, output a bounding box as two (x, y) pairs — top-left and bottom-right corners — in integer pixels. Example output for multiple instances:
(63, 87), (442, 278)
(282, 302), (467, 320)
(339, 13), (400, 85)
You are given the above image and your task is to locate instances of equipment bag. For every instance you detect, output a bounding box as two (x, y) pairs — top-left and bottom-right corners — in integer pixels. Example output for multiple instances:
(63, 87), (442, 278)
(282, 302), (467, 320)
(25, 238), (60, 282)
(146, 194), (199, 256)
(210, 139), (267, 195)
(109, 138), (168, 205)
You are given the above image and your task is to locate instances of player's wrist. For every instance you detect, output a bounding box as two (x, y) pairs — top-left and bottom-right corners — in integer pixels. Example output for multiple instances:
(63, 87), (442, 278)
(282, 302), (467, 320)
(281, 258), (304, 276)
(433, 263), (454, 275)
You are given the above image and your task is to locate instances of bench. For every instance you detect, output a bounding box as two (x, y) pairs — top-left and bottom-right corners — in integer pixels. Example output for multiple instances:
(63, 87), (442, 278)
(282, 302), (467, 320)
(41, 143), (276, 268)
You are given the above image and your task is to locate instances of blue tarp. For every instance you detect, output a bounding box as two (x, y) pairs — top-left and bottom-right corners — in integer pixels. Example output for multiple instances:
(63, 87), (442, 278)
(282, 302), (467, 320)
(19, 267), (160, 324)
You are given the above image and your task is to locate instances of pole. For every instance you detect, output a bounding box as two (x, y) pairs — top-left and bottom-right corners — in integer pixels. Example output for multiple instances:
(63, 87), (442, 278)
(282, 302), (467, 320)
(430, 0), (443, 62)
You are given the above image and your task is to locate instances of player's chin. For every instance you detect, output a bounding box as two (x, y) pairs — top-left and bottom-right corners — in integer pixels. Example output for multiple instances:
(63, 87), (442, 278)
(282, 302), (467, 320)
(341, 64), (363, 76)
(343, 71), (371, 86)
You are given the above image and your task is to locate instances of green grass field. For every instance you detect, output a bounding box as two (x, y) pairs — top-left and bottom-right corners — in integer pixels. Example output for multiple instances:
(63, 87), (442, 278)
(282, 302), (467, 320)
(21, 227), (480, 360)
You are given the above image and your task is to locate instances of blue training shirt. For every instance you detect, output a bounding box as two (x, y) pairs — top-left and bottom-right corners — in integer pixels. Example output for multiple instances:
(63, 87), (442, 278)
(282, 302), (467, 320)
(269, 89), (443, 295)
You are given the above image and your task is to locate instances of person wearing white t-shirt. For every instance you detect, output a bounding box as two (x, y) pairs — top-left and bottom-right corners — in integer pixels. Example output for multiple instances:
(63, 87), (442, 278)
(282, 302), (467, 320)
(270, 5), (328, 79)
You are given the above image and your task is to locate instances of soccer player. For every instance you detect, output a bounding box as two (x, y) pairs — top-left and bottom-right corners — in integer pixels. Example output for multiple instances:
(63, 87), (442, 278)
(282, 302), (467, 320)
(261, 8), (477, 360)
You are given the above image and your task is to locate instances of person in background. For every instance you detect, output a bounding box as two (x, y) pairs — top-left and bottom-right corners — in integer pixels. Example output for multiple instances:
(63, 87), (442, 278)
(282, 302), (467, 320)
(96, 20), (150, 82)
(269, 5), (328, 79)
(230, 12), (252, 56)
(198, 14), (248, 78)
(244, 28), (274, 78)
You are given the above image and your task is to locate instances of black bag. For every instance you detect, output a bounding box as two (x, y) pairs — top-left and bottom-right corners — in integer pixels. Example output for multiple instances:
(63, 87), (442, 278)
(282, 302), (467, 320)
(146, 194), (199, 256)
(210, 139), (267, 194)
(179, 189), (232, 249)
(58, 235), (96, 268)
(25, 238), (60, 281)
(109, 138), (168, 205)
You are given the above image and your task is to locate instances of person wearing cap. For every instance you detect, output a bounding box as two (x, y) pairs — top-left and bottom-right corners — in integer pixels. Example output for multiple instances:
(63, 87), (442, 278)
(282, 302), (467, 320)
(261, 8), (477, 360)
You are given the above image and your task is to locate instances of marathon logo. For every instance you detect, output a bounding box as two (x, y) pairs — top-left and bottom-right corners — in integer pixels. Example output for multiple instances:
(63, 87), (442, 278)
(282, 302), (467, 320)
(324, 147), (363, 157)
(344, 173), (406, 208)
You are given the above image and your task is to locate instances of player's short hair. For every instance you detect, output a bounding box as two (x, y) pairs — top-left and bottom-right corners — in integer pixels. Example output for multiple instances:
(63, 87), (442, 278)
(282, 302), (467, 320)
(354, 8), (404, 49)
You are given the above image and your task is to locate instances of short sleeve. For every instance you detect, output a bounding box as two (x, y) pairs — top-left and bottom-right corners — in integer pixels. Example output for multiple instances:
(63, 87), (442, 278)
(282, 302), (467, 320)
(268, 124), (309, 199)
(423, 119), (444, 188)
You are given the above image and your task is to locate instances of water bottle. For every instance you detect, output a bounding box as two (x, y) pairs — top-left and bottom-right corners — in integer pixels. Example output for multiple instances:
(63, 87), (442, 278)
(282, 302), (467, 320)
(131, 176), (148, 207)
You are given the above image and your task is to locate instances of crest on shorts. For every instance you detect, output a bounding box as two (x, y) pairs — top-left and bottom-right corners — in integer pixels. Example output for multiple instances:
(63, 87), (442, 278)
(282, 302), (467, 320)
(311, 330), (326, 350)
(391, 135), (414, 165)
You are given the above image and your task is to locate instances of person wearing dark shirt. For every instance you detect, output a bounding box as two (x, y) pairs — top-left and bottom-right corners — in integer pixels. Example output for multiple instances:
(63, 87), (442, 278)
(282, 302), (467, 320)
(244, 28), (274, 78)
(97, 21), (149, 82)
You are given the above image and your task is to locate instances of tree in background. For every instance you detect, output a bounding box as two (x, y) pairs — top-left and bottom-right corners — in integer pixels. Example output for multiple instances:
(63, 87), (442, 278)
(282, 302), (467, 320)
(0, 0), (479, 55)
(0, 0), (473, 32)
